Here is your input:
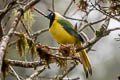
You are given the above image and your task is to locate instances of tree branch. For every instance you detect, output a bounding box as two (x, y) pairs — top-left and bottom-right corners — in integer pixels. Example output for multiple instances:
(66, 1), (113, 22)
(26, 67), (45, 80)
(64, 0), (73, 16)
(59, 64), (77, 80)
(77, 27), (120, 52)
(7, 59), (45, 68)
(52, 0), (55, 11)
(0, 0), (17, 41)
(0, 0), (41, 79)
(9, 66), (21, 80)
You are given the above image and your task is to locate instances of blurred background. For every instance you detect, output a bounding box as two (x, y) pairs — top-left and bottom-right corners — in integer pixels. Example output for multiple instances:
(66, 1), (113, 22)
(1, 0), (120, 80)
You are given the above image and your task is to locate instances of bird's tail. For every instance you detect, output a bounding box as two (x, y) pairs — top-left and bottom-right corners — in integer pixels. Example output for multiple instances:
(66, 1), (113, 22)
(77, 42), (92, 78)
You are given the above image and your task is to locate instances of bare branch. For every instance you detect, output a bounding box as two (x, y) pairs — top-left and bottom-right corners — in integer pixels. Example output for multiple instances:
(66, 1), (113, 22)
(64, 16), (87, 22)
(79, 17), (106, 32)
(34, 7), (48, 19)
(0, 0), (17, 41)
(21, 20), (31, 37)
(64, 0), (73, 16)
(34, 7), (87, 22)
(92, 3), (120, 22)
(52, 0), (55, 11)
(32, 28), (49, 37)
(59, 64), (77, 80)
(26, 67), (45, 80)
(77, 27), (120, 52)
(9, 66), (21, 80)
(0, 0), (41, 78)
(38, 76), (80, 80)
(7, 59), (45, 68)
(9, 71), (25, 80)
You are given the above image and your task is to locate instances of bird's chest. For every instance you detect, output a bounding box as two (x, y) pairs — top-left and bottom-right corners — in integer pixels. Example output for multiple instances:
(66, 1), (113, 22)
(49, 21), (77, 44)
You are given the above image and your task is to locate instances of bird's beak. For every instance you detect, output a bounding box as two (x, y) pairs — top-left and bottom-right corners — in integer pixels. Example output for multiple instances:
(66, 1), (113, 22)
(46, 14), (51, 19)
(47, 10), (54, 20)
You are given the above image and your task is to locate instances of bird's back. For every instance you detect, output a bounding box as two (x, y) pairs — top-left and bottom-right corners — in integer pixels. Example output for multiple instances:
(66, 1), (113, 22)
(49, 19), (77, 44)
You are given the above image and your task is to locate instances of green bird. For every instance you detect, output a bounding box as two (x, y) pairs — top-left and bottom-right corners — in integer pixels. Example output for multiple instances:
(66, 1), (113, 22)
(47, 12), (92, 78)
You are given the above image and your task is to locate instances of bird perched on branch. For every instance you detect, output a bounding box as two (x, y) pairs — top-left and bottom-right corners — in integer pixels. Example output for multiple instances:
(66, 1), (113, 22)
(47, 12), (92, 78)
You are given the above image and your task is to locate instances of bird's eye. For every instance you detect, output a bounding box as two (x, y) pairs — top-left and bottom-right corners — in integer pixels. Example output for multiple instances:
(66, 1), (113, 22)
(47, 12), (55, 20)
(50, 13), (54, 17)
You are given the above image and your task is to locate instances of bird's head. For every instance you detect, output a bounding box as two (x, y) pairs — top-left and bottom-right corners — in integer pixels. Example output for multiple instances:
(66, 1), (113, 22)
(47, 12), (63, 27)
(47, 12), (63, 20)
(47, 12), (55, 21)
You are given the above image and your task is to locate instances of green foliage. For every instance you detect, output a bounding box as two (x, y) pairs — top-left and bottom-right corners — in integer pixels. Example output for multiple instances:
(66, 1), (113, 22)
(27, 39), (37, 59)
(95, 30), (102, 37)
(16, 32), (38, 60)
(95, 26), (106, 37)
(22, 9), (35, 30)
(16, 32), (28, 57)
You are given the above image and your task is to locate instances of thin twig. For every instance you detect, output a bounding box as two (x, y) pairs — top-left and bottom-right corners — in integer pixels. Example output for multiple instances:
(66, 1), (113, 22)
(34, 7), (87, 22)
(79, 17), (106, 32)
(89, 24), (96, 33)
(59, 64), (77, 80)
(0, 0), (17, 41)
(64, 16), (87, 22)
(8, 40), (17, 47)
(92, 2), (120, 22)
(9, 71), (25, 80)
(34, 7), (48, 19)
(64, 0), (73, 16)
(26, 67), (46, 80)
(32, 28), (49, 37)
(52, 0), (55, 11)
(48, 46), (59, 50)
(9, 66), (21, 80)
(0, 1), (41, 77)
(7, 59), (45, 68)
(38, 76), (80, 80)
(77, 27), (120, 52)
(2, 15), (11, 28)
(21, 20), (31, 37)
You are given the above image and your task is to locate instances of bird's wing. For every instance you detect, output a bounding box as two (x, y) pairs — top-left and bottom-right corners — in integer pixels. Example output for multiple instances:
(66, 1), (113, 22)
(57, 18), (84, 43)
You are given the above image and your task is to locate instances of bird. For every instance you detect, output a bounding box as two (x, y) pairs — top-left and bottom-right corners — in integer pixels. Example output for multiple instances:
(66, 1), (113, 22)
(47, 12), (92, 78)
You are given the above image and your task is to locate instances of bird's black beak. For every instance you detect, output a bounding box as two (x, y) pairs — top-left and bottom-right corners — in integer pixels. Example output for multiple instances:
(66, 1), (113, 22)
(46, 13), (52, 19)
(47, 12), (55, 20)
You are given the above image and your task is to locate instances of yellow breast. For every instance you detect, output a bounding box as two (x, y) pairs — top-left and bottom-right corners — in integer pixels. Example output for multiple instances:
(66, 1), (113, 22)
(49, 20), (77, 44)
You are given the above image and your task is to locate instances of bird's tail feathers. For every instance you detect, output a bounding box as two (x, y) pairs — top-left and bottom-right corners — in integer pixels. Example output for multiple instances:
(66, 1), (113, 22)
(79, 50), (92, 78)
(77, 42), (92, 78)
